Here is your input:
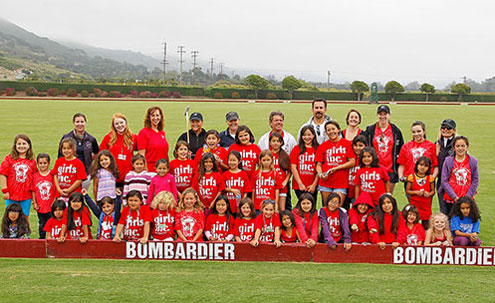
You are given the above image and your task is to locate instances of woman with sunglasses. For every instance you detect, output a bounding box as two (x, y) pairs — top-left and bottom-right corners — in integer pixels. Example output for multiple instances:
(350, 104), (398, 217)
(435, 119), (457, 214)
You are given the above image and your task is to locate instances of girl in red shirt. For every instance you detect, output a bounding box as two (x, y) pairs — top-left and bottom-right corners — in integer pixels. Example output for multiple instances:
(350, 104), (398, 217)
(354, 147), (390, 206)
(233, 198), (257, 242)
(348, 192), (374, 243)
(252, 150), (282, 211)
(44, 199), (66, 240)
(228, 125), (261, 180)
(32, 153), (55, 239)
(405, 156), (435, 229)
(52, 138), (87, 202)
(424, 212), (453, 246)
(205, 195), (234, 242)
(291, 125), (319, 201)
(170, 141), (196, 195)
(250, 199), (282, 247)
(346, 135), (368, 210)
(223, 150), (252, 214)
(113, 190), (152, 244)
(195, 130), (228, 171)
(367, 194), (407, 249)
(192, 153), (226, 210)
(292, 192), (319, 248)
(150, 191), (176, 241)
(58, 192), (92, 243)
(269, 133), (291, 211)
(402, 204), (425, 246)
(175, 188), (205, 242)
(279, 210), (300, 243)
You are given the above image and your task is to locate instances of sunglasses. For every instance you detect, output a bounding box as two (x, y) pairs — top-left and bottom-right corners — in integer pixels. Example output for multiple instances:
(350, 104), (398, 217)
(441, 125), (453, 130)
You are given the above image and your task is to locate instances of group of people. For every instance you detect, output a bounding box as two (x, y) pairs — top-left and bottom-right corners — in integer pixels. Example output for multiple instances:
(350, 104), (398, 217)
(0, 99), (482, 249)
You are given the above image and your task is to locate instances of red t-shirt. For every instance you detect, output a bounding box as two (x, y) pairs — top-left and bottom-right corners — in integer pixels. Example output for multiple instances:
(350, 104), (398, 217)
(408, 173), (434, 220)
(170, 159), (196, 193)
(322, 207), (343, 242)
(290, 146), (317, 190)
(315, 139), (356, 189)
(348, 207), (372, 243)
(347, 165), (360, 199)
(232, 217), (256, 242)
(99, 214), (115, 240)
(222, 170), (252, 213)
(293, 209), (319, 243)
(397, 140), (438, 177)
(63, 207), (93, 240)
(51, 157), (87, 197)
(118, 205), (153, 240)
(137, 128), (169, 172)
(251, 170), (282, 210)
(444, 156), (472, 201)
(273, 151), (288, 194)
(0, 154), (37, 201)
(192, 172), (226, 208)
(100, 132), (137, 183)
(367, 213), (407, 244)
(228, 143), (261, 179)
(43, 217), (64, 238)
(280, 228), (298, 243)
(175, 209), (205, 241)
(254, 213), (281, 243)
(354, 166), (390, 205)
(204, 214), (234, 241)
(32, 172), (55, 213)
(372, 124), (394, 172)
(194, 147), (228, 171)
(405, 223), (426, 246)
(152, 208), (176, 240)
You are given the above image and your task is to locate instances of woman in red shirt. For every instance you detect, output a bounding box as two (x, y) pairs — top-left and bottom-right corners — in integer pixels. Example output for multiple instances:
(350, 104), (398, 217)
(137, 107), (169, 172)
(341, 109), (363, 141)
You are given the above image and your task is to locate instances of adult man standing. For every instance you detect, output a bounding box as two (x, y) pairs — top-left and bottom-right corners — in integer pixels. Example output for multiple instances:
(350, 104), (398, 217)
(258, 111), (297, 154)
(219, 111), (240, 148)
(297, 99), (332, 144)
(177, 112), (207, 158)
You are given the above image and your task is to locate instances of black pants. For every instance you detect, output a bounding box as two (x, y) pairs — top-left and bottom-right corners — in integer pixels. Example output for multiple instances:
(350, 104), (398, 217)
(284, 182), (292, 211)
(37, 212), (51, 239)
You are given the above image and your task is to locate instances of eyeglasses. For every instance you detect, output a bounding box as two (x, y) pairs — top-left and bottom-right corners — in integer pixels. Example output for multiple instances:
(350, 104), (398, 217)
(441, 125), (453, 130)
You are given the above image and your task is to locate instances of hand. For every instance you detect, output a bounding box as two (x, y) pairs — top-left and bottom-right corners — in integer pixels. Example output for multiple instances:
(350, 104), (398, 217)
(344, 243), (352, 251)
(57, 236), (66, 243)
(307, 184), (316, 193)
(113, 236), (122, 243)
(351, 224), (359, 232)
(328, 244), (337, 250)
(139, 237), (148, 244)
(209, 236), (217, 241)
(116, 188), (122, 196)
(2, 192), (9, 200)
(306, 239), (316, 248)
(81, 188), (88, 195)
(232, 189), (241, 195)
(319, 173), (329, 181)
(250, 239), (259, 247)
(33, 203), (40, 211)
(61, 189), (69, 196)
(392, 242), (400, 249)
(370, 228), (378, 234)
(80, 236), (88, 244)
(417, 190), (424, 197)
(378, 242), (386, 249)
(298, 183), (307, 191)
(399, 176), (406, 183)
(274, 240), (282, 248)
(442, 241), (450, 246)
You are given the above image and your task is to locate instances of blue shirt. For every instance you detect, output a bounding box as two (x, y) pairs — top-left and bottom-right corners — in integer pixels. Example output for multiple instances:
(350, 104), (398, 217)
(451, 216), (480, 234)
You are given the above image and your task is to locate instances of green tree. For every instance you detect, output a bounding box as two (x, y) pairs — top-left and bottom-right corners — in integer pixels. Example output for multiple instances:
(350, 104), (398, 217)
(451, 83), (471, 101)
(244, 74), (269, 98)
(281, 75), (302, 99)
(420, 83), (435, 101)
(384, 80), (404, 101)
(350, 80), (369, 101)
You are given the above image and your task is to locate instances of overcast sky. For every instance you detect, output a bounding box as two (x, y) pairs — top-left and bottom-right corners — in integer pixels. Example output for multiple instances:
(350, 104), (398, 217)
(1, 0), (494, 86)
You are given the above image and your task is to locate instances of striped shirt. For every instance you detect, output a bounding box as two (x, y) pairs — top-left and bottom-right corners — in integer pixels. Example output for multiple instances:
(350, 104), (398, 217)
(123, 170), (155, 205)
(96, 168), (116, 201)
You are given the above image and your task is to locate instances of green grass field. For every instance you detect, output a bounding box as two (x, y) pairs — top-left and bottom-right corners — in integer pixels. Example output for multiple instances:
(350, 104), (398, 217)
(0, 99), (494, 301)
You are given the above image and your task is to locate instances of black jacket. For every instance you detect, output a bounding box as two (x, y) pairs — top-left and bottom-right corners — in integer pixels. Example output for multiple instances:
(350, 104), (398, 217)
(177, 128), (207, 158)
(362, 123), (404, 174)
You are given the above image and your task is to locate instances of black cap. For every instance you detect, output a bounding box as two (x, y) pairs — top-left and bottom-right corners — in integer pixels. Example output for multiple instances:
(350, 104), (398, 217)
(225, 111), (239, 121)
(441, 119), (456, 129)
(190, 112), (203, 121)
(377, 104), (390, 114)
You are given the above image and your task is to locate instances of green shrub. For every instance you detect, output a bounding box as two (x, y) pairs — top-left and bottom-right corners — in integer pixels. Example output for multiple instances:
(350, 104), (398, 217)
(247, 93), (256, 99)
(139, 91), (152, 98)
(93, 88), (102, 97)
(100, 91), (109, 97)
(6, 88), (16, 96)
(67, 88), (78, 97)
(0, 90), (5, 96)
(38, 92), (47, 97)
(109, 91), (122, 98)
(213, 92), (224, 99)
(80, 90), (89, 97)
(439, 96), (448, 102)
(47, 88), (59, 96)
(26, 87), (39, 96)
(58, 89), (66, 96)
(266, 92), (277, 99)
(231, 92), (241, 99)
(158, 91), (170, 98)
(281, 92), (291, 100)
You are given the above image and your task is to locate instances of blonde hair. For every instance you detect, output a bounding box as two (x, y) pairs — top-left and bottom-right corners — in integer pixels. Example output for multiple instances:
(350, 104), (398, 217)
(426, 212), (452, 242)
(151, 191), (176, 210)
(177, 188), (204, 212)
(109, 113), (134, 148)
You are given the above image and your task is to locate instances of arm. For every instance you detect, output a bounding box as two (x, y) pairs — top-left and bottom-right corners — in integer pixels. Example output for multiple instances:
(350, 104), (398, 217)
(0, 175), (8, 200)
(425, 180), (435, 198)
(114, 196), (122, 224)
(318, 208), (336, 248)
(316, 162), (328, 180)
(467, 158), (479, 197)
(92, 176), (99, 201)
(273, 226), (282, 248)
(139, 222), (150, 244)
(431, 166), (439, 179)
(65, 180), (83, 196)
(332, 158), (356, 173)
(250, 229), (261, 247)
(293, 213), (308, 243)
(32, 191), (39, 211)
(441, 159), (457, 200)
(405, 180), (420, 196)
(80, 225), (89, 243)
(340, 210), (352, 251)
(113, 224), (124, 242)
(281, 171), (291, 188)
(84, 194), (102, 217)
(424, 229), (433, 245)
(53, 175), (64, 196)
(57, 225), (67, 243)
(291, 164), (306, 191)
(192, 229), (204, 242)
(46, 232), (53, 240)
(398, 165), (405, 181)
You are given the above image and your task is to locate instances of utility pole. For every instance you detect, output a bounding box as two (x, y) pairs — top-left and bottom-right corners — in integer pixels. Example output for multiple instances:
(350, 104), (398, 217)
(162, 42), (168, 84)
(209, 58), (214, 77)
(327, 71), (331, 89)
(191, 50), (199, 84)
(219, 63), (224, 75)
(463, 76), (467, 84)
(177, 46), (186, 85)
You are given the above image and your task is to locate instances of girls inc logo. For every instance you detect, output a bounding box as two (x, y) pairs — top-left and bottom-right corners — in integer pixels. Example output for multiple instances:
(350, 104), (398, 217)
(256, 176), (275, 196)
(174, 166), (192, 185)
(360, 171), (382, 190)
(238, 224), (254, 241)
(154, 215), (174, 232)
(299, 153), (315, 172)
(325, 146), (346, 163)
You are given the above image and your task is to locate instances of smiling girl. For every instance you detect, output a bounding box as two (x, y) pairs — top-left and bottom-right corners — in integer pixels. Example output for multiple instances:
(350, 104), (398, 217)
(228, 125), (261, 180)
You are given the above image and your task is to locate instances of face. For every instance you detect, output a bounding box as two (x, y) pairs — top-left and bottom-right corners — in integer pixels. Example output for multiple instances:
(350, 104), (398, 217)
(54, 207), (64, 219)
(177, 145), (189, 159)
(454, 139), (468, 157)
(113, 117), (127, 134)
(133, 159), (145, 173)
(300, 199), (312, 213)
(37, 157), (50, 172)
(190, 119), (203, 132)
(228, 154), (240, 170)
(327, 198), (340, 212)
(156, 163), (169, 176)
(381, 198), (394, 214)
(127, 195), (142, 211)
(73, 116), (86, 133)
(8, 211), (19, 222)
(312, 101), (326, 119)
(238, 130), (250, 145)
(433, 217), (446, 231)
(206, 134), (219, 148)
(15, 138), (30, 155)
(347, 111), (360, 127)
(460, 202), (471, 217)
(216, 199), (228, 214)
(407, 211), (417, 224)
(227, 119), (239, 132)
(203, 158), (214, 172)
(70, 199), (82, 211)
(361, 152), (373, 166)
(270, 115), (284, 132)
(417, 161), (429, 174)
(440, 125), (455, 138)
(353, 142), (366, 156)
(357, 203), (369, 214)
(282, 215), (292, 228)
(302, 129), (315, 146)
(269, 137), (282, 152)
(411, 125), (425, 142)
(101, 202), (114, 216)
(325, 124), (340, 141)
(99, 154), (111, 169)
(260, 155), (272, 169)
(377, 111), (390, 125)
(183, 193), (196, 209)
(150, 109), (162, 127)
(158, 202), (167, 211)
(62, 143), (74, 158)
(262, 203), (275, 218)
(240, 203), (252, 217)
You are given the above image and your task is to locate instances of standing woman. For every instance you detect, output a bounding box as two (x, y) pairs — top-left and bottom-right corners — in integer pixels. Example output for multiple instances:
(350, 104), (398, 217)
(397, 121), (439, 185)
(341, 109), (363, 141)
(435, 119), (456, 215)
(363, 105), (404, 194)
(100, 113), (137, 189)
(137, 106), (169, 173)
(58, 113), (99, 189)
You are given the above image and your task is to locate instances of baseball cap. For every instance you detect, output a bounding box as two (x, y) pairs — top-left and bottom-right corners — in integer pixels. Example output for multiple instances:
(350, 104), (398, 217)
(190, 112), (203, 121)
(377, 104), (390, 114)
(441, 119), (456, 129)
(225, 111), (239, 121)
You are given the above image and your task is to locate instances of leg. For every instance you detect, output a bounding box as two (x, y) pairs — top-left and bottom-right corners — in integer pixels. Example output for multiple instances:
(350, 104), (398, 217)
(453, 236), (469, 246)
(285, 182), (292, 211)
(38, 212), (50, 239)
(438, 193), (449, 215)
(278, 196), (286, 212)
(320, 191), (330, 208)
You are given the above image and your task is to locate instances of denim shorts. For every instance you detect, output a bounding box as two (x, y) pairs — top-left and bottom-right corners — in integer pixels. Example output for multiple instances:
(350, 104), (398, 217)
(318, 186), (347, 195)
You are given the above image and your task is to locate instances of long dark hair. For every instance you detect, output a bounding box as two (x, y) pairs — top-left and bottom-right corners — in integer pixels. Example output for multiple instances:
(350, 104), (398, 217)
(449, 196), (481, 222)
(269, 132), (290, 171)
(210, 195), (233, 226)
(375, 194), (400, 235)
(279, 210), (296, 231)
(228, 150), (243, 170)
(2, 203), (30, 238)
(414, 156), (432, 175)
(51, 199), (66, 218)
(67, 192), (92, 231)
(90, 149), (120, 179)
(294, 193), (316, 217)
(198, 152), (218, 180)
(359, 147), (380, 168)
(298, 125), (319, 155)
(234, 125), (255, 145)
